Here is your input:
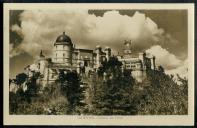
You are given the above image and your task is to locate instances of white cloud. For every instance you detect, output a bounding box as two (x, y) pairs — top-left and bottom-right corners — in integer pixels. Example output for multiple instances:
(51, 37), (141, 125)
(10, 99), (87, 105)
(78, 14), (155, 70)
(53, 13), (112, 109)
(11, 24), (23, 37)
(10, 10), (188, 79)
(146, 45), (182, 70)
(11, 10), (174, 58)
(165, 59), (188, 84)
(165, 59), (188, 78)
(9, 43), (23, 58)
(146, 45), (187, 79)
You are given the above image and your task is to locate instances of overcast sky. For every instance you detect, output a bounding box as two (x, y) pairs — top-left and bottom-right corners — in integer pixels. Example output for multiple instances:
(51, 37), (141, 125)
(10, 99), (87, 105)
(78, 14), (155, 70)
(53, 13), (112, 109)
(9, 9), (188, 78)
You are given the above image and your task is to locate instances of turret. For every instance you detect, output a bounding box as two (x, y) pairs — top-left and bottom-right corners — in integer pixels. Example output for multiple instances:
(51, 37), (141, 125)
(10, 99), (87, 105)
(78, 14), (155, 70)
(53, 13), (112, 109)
(104, 46), (111, 61)
(151, 56), (156, 70)
(95, 45), (102, 68)
(76, 49), (81, 73)
(38, 50), (47, 74)
(139, 52), (146, 69)
(123, 40), (132, 53)
(39, 50), (45, 59)
(53, 32), (73, 66)
(123, 40), (132, 58)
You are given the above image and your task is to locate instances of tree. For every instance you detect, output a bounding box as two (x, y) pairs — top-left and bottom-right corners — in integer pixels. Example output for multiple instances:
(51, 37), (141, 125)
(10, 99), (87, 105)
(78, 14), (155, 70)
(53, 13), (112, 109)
(91, 58), (136, 115)
(97, 56), (122, 78)
(158, 65), (165, 73)
(135, 71), (188, 115)
(15, 73), (28, 85)
(25, 72), (40, 97)
(92, 73), (136, 115)
(9, 79), (12, 86)
(177, 74), (188, 95)
(9, 72), (42, 114)
(58, 70), (85, 114)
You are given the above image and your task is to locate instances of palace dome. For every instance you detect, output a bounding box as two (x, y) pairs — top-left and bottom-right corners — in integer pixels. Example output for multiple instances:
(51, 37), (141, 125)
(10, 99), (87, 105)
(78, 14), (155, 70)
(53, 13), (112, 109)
(54, 32), (72, 46)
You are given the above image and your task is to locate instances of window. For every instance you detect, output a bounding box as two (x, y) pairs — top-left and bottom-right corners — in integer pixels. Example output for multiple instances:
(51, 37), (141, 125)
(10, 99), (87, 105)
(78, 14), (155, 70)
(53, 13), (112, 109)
(38, 63), (40, 69)
(126, 65), (130, 68)
(63, 53), (65, 62)
(84, 61), (88, 67)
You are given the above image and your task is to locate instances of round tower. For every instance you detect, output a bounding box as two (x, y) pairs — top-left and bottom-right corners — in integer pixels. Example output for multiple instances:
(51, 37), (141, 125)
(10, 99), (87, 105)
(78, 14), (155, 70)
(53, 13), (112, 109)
(38, 50), (47, 74)
(123, 40), (132, 58)
(123, 40), (132, 53)
(95, 45), (102, 68)
(139, 52), (146, 70)
(53, 32), (73, 66)
(104, 46), (111, 61)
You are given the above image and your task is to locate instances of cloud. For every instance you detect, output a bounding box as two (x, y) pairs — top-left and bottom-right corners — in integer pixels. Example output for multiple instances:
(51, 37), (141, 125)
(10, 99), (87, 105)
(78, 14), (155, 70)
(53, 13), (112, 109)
(11, 10), (177, 58)
(11, 24), (23, 38)
(165, 58), (188, 77)
(146, 45), (187, 79)
(166, 59), (188, 84)
(10, 10), (188, 79)
(9, 43), (23, 58)
(146, 45), (182, 70)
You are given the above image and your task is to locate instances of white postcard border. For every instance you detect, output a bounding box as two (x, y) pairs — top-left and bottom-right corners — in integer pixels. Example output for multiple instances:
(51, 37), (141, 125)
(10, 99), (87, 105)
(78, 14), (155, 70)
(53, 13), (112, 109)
(3, 3), (195, 126)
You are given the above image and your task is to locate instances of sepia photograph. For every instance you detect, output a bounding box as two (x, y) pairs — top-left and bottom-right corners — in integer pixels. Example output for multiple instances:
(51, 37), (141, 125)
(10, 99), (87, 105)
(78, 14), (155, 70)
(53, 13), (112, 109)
(4, 3), (194, 125)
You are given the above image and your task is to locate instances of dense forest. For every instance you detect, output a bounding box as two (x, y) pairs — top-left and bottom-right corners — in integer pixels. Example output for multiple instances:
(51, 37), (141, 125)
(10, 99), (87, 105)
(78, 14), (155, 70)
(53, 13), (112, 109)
(9, 57), (188, 115)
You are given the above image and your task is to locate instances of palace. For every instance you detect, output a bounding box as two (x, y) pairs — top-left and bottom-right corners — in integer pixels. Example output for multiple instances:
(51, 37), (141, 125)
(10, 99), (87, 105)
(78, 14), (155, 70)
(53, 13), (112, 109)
(11, 32), (156, 91)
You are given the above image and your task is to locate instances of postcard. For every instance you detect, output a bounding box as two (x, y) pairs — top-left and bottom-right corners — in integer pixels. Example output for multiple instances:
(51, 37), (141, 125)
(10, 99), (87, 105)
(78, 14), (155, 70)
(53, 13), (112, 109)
(4, 3), (194, 126)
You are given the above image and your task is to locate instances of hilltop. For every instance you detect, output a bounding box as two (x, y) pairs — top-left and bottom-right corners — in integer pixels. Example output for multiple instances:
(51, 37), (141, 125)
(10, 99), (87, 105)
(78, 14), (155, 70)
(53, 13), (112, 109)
(9, 56), (188, 115)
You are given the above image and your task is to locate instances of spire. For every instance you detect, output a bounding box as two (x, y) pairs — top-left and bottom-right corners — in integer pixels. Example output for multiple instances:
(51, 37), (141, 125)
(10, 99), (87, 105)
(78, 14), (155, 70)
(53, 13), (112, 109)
(40, 50), (45, 58)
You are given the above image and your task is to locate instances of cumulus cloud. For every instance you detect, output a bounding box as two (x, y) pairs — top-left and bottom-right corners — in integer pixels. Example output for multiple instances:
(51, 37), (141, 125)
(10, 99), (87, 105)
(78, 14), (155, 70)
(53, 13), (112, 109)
(146, 45), (182, 70)
(11, 24), (23, 38)
(8, 9), (190, 82)
(9, 43), (23, 58)
(146, 45), (187, 78)
(165, 59), (188, 78)
(10, 10), (176, 58)
(10, 10), (187, 77)
(166, 59), (188, 84)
